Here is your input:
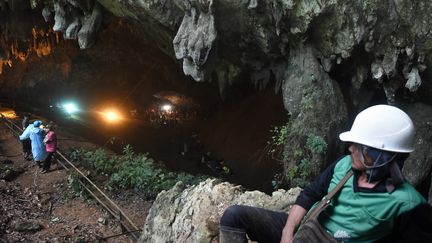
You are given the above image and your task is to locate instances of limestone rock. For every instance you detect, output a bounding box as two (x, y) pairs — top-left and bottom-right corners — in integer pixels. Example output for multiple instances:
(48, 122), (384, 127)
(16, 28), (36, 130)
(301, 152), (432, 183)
(51, 0), (101, 49)
(77, 3), (102, 49)
(139, 179), (301, 242)
(281, 45), (347, 186)
(403, 103), (432, 187)
(405, 67), (422, 92)
(53, 1), (68, 32)
(173, 1), (217, 81)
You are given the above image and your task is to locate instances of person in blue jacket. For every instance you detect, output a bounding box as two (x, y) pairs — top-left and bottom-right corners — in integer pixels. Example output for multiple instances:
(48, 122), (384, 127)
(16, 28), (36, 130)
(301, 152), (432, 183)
(19, 120), (47, 166)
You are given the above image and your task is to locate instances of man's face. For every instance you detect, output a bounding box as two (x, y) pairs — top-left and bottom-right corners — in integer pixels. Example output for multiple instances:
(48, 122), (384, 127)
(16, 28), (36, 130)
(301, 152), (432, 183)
(349, 144), (373, 170)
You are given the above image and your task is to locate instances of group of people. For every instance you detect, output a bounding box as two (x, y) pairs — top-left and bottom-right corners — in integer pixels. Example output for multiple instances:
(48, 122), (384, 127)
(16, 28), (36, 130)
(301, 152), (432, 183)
(19, 116), (57, 173)
(219, 105), (432, 242)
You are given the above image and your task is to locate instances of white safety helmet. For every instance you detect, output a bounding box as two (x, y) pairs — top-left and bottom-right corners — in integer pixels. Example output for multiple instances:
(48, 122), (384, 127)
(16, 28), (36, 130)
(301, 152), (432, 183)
(339, 105), (415, 153)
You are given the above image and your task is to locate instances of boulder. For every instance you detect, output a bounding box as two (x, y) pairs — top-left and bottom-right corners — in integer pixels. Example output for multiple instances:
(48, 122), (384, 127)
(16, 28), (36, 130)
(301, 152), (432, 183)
(139, 179), (301, 242)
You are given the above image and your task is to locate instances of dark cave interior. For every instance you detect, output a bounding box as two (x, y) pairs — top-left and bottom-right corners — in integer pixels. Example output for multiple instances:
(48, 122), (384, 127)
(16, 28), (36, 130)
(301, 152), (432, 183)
(0, 10), (287, 193)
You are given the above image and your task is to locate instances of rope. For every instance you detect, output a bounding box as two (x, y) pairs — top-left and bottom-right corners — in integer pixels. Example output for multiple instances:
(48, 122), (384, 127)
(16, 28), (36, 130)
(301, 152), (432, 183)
(98, 229), (142, 241)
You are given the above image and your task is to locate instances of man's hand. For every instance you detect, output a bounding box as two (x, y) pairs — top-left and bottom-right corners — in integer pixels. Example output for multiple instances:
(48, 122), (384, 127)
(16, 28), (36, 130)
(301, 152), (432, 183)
(280, 205), (307, 243)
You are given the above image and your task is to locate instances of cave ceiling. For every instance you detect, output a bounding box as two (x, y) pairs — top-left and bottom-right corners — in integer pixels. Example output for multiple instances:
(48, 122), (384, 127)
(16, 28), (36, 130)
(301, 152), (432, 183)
(0, 0), (431, 106)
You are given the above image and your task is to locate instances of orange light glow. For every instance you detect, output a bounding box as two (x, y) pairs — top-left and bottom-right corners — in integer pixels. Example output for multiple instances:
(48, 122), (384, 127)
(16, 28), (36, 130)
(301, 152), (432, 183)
(102, 109), (122, 123)
(0, 108), (17, 119)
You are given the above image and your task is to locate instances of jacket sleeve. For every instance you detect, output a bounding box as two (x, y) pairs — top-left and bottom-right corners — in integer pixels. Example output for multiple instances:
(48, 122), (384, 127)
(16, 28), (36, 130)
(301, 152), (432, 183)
(294, 160), (338, 210)
(45, 132), (54, 142)
(19, 126), (31, 140)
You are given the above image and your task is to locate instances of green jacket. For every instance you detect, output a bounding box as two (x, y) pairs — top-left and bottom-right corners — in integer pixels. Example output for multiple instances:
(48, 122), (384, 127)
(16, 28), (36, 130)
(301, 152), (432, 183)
(318, 156), (426, 242)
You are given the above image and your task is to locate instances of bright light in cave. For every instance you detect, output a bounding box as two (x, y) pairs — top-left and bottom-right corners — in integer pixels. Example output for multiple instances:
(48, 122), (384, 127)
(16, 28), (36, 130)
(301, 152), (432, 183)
(0, 108), (17, 119)
(102, 109), (122, 123)
(63, 102), (79, 114)
(161, 104), (172, 112)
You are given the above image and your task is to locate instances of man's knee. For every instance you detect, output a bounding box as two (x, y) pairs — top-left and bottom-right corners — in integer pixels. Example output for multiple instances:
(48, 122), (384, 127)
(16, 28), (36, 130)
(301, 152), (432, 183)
(220, 205), (248, 227)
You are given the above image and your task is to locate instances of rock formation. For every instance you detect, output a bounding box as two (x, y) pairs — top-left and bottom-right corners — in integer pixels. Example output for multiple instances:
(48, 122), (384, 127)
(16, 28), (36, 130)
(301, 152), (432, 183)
(139, 179), (301, 242)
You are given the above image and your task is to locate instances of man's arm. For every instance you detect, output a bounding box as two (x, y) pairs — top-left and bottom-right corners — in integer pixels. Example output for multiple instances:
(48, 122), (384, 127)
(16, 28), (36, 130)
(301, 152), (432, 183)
(280, 205), (307, 243)
(280, 157), (344, 243)
(44, 132), (54, 143)
(295, 159), (338, 209)
(19, 126), (31, 140)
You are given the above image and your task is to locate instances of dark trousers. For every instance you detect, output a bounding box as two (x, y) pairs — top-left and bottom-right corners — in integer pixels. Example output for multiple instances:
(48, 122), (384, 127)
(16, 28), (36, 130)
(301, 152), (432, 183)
(21, 139), (31, 156)
(42, 152), (54, 171)
(220, 205), (288, 243)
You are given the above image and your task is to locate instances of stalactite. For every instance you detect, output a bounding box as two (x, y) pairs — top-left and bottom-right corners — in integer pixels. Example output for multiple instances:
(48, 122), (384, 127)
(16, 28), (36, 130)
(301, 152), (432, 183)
(0, 24), (62, 75)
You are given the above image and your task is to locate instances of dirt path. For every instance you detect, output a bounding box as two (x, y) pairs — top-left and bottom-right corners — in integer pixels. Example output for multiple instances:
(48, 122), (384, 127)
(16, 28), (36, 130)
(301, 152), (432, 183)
(0, 119), (151, 242)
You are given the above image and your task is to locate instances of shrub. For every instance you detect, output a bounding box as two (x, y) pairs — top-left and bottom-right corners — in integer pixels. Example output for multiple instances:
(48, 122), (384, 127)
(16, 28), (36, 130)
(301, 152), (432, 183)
(67, 171), (90, 198)
(306, 134), (327, 155)
(267, 123), (290, 161)
(270, 132), (327, 189)
(68, 146), (207, 198)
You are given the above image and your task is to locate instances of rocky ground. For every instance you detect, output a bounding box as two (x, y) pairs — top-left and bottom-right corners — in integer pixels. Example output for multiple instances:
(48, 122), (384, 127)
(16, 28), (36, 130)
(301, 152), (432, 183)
(0, 118), (151, 242)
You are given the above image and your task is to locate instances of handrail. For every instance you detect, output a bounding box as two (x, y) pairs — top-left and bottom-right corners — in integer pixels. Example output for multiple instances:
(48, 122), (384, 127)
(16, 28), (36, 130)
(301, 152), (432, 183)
(0, 112), (141, 241)
(55, 151), (140, 231)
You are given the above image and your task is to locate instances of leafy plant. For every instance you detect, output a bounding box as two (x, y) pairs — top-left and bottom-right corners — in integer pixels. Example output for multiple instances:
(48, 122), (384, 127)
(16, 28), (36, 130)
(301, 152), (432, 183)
(266, 123), (290, 161)
(306, 134), (327, 155)
(283, 134), (327, 188)
(68, 146), (207, 199)
(285, 158), (311, 188)
(67, 171), (90, 198)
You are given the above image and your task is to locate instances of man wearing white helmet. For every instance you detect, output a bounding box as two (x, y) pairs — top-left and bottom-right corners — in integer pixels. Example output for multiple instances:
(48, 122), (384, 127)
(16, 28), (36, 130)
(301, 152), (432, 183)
(219, 105), (429, 242)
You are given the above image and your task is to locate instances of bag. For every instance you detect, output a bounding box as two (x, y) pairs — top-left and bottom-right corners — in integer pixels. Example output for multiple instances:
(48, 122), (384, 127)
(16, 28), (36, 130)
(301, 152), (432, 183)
(293, 170), (354, 243)
(293, 218), (337, 243)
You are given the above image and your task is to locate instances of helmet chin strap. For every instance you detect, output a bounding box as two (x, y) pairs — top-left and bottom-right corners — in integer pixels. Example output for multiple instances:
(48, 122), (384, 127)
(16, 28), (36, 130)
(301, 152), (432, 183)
(356, 144), (397, 183)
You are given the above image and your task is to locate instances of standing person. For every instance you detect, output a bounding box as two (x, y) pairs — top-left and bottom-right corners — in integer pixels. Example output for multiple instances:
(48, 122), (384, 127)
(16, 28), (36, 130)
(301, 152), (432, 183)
(41, 124), (57, 173)
(21, 115), (29, 130)
(219, 105), (430, 242)
(19, 120), (47, 167)
(20, 115), (32, 160)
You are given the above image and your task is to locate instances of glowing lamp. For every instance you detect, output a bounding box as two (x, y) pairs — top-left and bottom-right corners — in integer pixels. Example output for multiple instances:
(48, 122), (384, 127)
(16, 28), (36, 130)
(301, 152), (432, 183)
(0, 109), (17, 119)
(161, 104), (172, 112)
(103, 109), (122, 122)
(63, 102), (79, 114)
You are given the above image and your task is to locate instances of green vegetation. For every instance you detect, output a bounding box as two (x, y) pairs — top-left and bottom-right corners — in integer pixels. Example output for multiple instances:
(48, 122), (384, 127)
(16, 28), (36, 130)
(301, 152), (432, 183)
(67, 145), (207, 199)
(306, 134), (327, 154)
(286, 158), (313, 188)
(267, 123), (290, 161)
(267, 123), (328, 189)
(285, 133), (327, 188)
(67, 171), (90, 198)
